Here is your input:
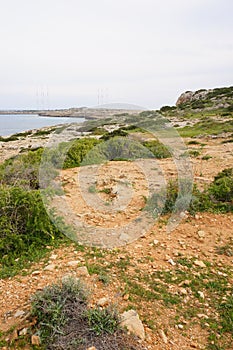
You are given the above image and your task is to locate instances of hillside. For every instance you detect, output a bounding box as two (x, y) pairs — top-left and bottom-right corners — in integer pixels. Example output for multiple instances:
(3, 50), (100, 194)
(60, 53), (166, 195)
(176, 86), (233, 111)
(0, 87), (233, 350)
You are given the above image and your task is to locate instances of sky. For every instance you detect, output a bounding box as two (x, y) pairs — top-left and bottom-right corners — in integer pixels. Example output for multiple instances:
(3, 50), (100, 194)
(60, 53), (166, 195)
(0, 0), (233, 110)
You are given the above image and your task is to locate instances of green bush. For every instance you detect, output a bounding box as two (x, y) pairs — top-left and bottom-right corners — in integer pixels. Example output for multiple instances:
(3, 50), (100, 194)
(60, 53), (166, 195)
(0, 185), (61, 266)
(0, 148), (44, 190)
(209, 168), (233, 203)
(31, 277), (88, 341)
(82, 137), (154, 164)
(31, 277), (142, 350)
(62, 138), (101, 168)
(143, 140), (171, 159)
(87, 307), (119, 335)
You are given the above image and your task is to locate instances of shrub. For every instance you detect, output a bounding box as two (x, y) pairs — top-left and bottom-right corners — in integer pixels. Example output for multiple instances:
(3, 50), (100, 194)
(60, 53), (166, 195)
(0, 185), (61, 266)
(209, 169), (233, 203)
(143, 140), (171, 159)
(100, 129), (128, 141)
(31, 277), (143, 350)
(31, 277), (88, 341)
(86, 307), (119, 335)
(0, 148), (44, 190)
(62, 138), (101, 168)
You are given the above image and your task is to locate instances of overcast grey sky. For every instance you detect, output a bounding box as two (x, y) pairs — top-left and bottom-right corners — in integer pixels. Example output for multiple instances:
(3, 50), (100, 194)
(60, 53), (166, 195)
(0, 0), (232, 109)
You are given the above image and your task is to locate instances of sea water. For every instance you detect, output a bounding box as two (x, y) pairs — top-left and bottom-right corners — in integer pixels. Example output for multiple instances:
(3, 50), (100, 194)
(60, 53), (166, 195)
(0, 114), (85, 136)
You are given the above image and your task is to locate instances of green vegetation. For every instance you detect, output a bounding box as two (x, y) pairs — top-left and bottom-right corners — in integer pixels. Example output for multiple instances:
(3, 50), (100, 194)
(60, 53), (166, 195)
(0, 185), (63, 277)
(0, 148), (44, 190)
(86, 307), (119, 335)
(143, 140), (171, 158)
(145, 168), (233, 216)
(179, 119), (233, 138)
(30, 277), (142, 349)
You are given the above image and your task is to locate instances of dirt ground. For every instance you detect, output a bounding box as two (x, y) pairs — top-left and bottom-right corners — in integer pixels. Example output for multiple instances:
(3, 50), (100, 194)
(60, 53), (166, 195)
(0, 133), (233, 349)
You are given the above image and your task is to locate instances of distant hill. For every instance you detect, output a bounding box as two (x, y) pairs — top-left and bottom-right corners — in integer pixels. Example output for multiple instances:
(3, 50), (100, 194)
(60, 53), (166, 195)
(175, 86), (233, 111)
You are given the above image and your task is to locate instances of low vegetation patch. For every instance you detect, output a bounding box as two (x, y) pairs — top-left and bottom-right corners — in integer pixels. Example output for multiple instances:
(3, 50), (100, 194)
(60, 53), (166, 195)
(30, 277), (143, 350)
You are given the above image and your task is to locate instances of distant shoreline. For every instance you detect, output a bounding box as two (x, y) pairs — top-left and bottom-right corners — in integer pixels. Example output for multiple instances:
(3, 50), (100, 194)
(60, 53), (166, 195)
(0, 107), (143, 120)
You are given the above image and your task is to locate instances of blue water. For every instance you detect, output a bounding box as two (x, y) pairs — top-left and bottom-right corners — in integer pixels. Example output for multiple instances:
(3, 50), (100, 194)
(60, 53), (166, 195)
(0, 114), (85, 136)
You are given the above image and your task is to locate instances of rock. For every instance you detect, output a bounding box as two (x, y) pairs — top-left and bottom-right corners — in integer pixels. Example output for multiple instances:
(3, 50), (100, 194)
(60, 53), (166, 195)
(120, 309), (145, 340)
(31, 270), (40, 276)
(19, 328), (28, 336)
(177, 324), (184, 329)
(14, 310), (25, 318)
(198, 291), (205, 299)
(86, 347), (97, 350)
(194, 260), (206, 268)
(168, 258), (176, 266)
(197, 313), (208, 319)
(44, 264), (56, 271)
(50, 254), (58, 260)
(179, 288), (188, 295)
(67, 260), (80, 267)
(120, 233), (130, 242)
(158, 329), (168, 344)
(153, 239), (159, 245)
(76, 266), (90, 276)
(123, 294), (129, 300)
(97, 297), (109, 307)
(31, 335), (41, 346)
(197, 230), (205, 238)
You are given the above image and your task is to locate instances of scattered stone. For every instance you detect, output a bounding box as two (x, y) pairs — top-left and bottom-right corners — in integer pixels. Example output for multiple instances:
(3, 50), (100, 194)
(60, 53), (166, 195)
(153, 239), (159, 245)
(14, 310), (25, 318)
(19, 328), (28, 336)
(97, 297), (109, 307)
(178, 324), (184, 329)
(198, 291), (205, 299)
(194, 260), (206, 268)
(180, 212), (187, 219)
(179, 288), (188, 295)
(44, 264), (56, 271)
(31, 335), (41, 346)
(168, 258), (176, 266)
(86, 347), (97, 350)
(197, 230), (206, 238)
(120, 309), (145, 340)
(50, 254), (58, 260)
(158, 329), (168, 344)
(67, 260), (80, 267)
(76, 266), (90, 276)
(197, 314), (208, 319)
(31, 270), (40, 276)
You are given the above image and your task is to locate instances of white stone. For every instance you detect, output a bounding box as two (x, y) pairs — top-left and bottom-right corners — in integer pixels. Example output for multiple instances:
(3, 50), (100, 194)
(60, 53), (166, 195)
(97, 297), (109, 307)
(194, 260), (206, 268)
(168, 258), (176, 266)
(50, 254), (58, 260)
(76, 266), (90, 276)
(198, 291), (205, 299)
(14, 310), (25, 318)
(120, 309), (145, 340)
(158, 329), (168, 344)
(31, 270), (40, 276)
(197, 230), (206, 238)
(44, 264), (56, 271)
(19, 328), (28, 336)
